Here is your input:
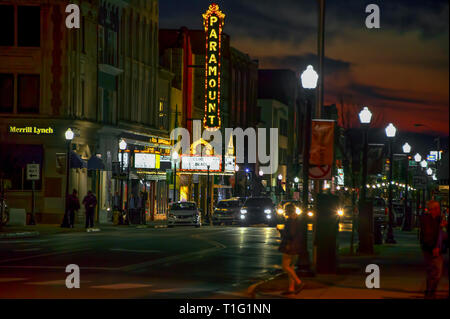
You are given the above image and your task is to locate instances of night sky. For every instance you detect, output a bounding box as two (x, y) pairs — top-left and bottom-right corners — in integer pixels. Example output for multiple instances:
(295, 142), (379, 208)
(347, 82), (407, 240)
(159, 0), (449, 137)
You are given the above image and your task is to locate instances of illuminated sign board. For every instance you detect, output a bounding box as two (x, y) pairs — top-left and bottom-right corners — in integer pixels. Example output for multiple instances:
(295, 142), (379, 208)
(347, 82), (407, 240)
(225, 156), (236, 172)
(134, 153), (159, 169)
(181, 155), (221, 171)
(202, 4), (225, 130)
(9, 126), (54, 135)
(118, 153), (129, 169)
(337, 168), (344, 186)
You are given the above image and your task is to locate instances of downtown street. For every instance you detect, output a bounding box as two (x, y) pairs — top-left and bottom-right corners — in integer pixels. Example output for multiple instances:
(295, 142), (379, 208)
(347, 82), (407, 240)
(0, 224), (353, 299)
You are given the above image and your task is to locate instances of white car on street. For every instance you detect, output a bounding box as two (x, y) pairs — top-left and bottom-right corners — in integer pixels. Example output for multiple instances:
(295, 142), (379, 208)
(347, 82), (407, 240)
(168, 201), (202, 227)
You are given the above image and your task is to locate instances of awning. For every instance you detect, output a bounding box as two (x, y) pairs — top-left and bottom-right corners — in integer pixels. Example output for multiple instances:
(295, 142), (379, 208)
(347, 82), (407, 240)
(70, 151), (87, 169)
(87, 155), (105, 170)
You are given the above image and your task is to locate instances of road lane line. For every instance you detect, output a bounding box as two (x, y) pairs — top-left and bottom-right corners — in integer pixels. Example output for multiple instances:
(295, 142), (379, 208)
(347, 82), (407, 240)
(120, 233), (226, 271)
(110, 248), (161, 253)
(0, 247), (87, 264)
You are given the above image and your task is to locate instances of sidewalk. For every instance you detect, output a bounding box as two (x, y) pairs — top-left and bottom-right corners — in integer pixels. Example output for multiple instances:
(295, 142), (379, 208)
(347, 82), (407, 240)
(0, 220), (168, 238)
(250, 231), (449, 299)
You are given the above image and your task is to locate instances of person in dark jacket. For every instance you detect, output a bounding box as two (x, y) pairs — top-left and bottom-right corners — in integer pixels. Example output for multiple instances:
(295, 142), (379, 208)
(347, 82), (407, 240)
(278, 203), (304, 295)
(67, 189), (80, 228)
(420, 200), (447, 298)
(82, 191), (97, 229)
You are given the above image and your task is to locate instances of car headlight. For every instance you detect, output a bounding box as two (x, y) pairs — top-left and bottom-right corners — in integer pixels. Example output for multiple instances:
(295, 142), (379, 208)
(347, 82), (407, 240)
(240, 214), (246, 219)
(337, 209), (344, 217)
(295, 207), (302, 215)
(264, 209), (271, 214)
(307, 211), (314, 217)
(277, 208), (284, 215)
(240, 209), (247, 214)
(266, 214), (272, 219)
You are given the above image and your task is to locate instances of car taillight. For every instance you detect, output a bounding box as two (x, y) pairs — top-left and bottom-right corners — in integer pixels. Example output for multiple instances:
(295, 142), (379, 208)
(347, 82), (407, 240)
(385, 208), (388, 215)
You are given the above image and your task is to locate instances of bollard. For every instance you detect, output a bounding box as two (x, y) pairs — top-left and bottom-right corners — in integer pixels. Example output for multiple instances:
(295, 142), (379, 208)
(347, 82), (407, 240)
(314, 193), (340, 274)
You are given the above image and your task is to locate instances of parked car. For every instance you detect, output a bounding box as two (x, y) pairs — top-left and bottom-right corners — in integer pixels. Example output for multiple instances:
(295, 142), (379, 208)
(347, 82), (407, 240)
(372, 197), (388, 224)
(213, 198), (243, 225)
(239, 197), (276, 226)
(168, 201), (201, 228)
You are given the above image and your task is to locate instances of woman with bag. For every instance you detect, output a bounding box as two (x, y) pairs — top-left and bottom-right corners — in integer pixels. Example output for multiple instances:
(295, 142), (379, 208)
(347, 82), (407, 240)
(278, 203), (305, 295)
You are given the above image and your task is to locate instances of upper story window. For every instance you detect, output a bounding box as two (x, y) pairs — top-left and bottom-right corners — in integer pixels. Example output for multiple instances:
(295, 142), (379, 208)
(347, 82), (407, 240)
(0, 5), (40, 47)
(0, 73), (40, 114)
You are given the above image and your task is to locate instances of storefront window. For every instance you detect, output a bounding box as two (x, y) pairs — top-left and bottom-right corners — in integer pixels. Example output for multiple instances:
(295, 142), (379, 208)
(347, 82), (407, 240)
(0, 144), (43, 191)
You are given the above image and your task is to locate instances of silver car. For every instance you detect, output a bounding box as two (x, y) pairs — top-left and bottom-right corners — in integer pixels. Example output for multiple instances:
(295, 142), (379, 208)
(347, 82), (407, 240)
(213, 198), (242, 225)
(168, 201), (201, 228)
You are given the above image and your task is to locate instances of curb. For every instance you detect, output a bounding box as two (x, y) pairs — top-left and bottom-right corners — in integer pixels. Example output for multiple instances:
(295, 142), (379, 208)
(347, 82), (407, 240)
(247, 272), (285, 299)
(0, 231), (40, 239)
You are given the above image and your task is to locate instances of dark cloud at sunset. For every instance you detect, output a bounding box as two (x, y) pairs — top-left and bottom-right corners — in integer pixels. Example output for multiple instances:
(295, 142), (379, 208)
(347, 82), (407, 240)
(160, 0), (449, 136)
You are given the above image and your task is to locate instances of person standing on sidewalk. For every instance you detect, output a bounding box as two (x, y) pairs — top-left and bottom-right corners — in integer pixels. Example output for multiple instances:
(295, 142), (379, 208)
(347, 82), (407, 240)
(82, 191), (97, 229)
(278, 203), (304, 295)
(420, 200), (448, 299)
(67, 189), (80, 228)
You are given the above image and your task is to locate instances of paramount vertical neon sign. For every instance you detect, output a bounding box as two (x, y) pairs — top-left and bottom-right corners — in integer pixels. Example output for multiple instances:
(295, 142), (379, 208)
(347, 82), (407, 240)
(202, 4), (225, 130)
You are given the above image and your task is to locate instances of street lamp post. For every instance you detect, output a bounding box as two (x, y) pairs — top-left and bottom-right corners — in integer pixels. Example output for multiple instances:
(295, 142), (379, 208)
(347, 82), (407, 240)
(63, 128), (74, 227)
(119, 139), (127, 218)
(297, 65), (318, 276)
(358, 107), (372, 202)
(385, 123), (397, 244)
(402, 143), (412, 231)
(171, 151), (179, 202)
(234, 165), (239, 197)
(207, 164), (212, 226)
(277, 174), (283, 203)
(414, 153), (422, 223)
(245, 168), (250, 198)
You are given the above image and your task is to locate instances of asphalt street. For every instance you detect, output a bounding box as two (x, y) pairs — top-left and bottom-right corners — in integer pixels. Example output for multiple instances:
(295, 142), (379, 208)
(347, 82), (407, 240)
(0, 223), (354, 299)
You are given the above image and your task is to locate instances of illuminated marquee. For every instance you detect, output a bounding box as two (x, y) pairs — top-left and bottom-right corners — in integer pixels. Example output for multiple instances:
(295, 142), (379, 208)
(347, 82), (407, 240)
(202, 4), (225, 130)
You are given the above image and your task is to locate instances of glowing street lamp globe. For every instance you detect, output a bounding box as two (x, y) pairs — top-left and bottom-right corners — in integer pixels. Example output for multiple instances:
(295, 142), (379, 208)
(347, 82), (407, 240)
(171, 150), (179, 161)
(294, 177), (299, 183)
(414, 153), (422, 162)
(420, 160), (427, 168)
(119, 139), (127, 151)
(65, 128), (74, 141)
(300, 65), (318, 89)
(235, 165), (239, 172)
(358, 107), (372, 125)
(385, 123), (397, 138)
(402, 143), (411, 154)
(426, 168), (433, 176)
(259, 170), (264, 177)
(278, 174), (283, 181)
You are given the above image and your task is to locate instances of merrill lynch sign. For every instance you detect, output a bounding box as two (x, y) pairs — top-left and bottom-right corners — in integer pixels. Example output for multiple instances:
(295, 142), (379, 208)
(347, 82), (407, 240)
(9, 126), (54, 135)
